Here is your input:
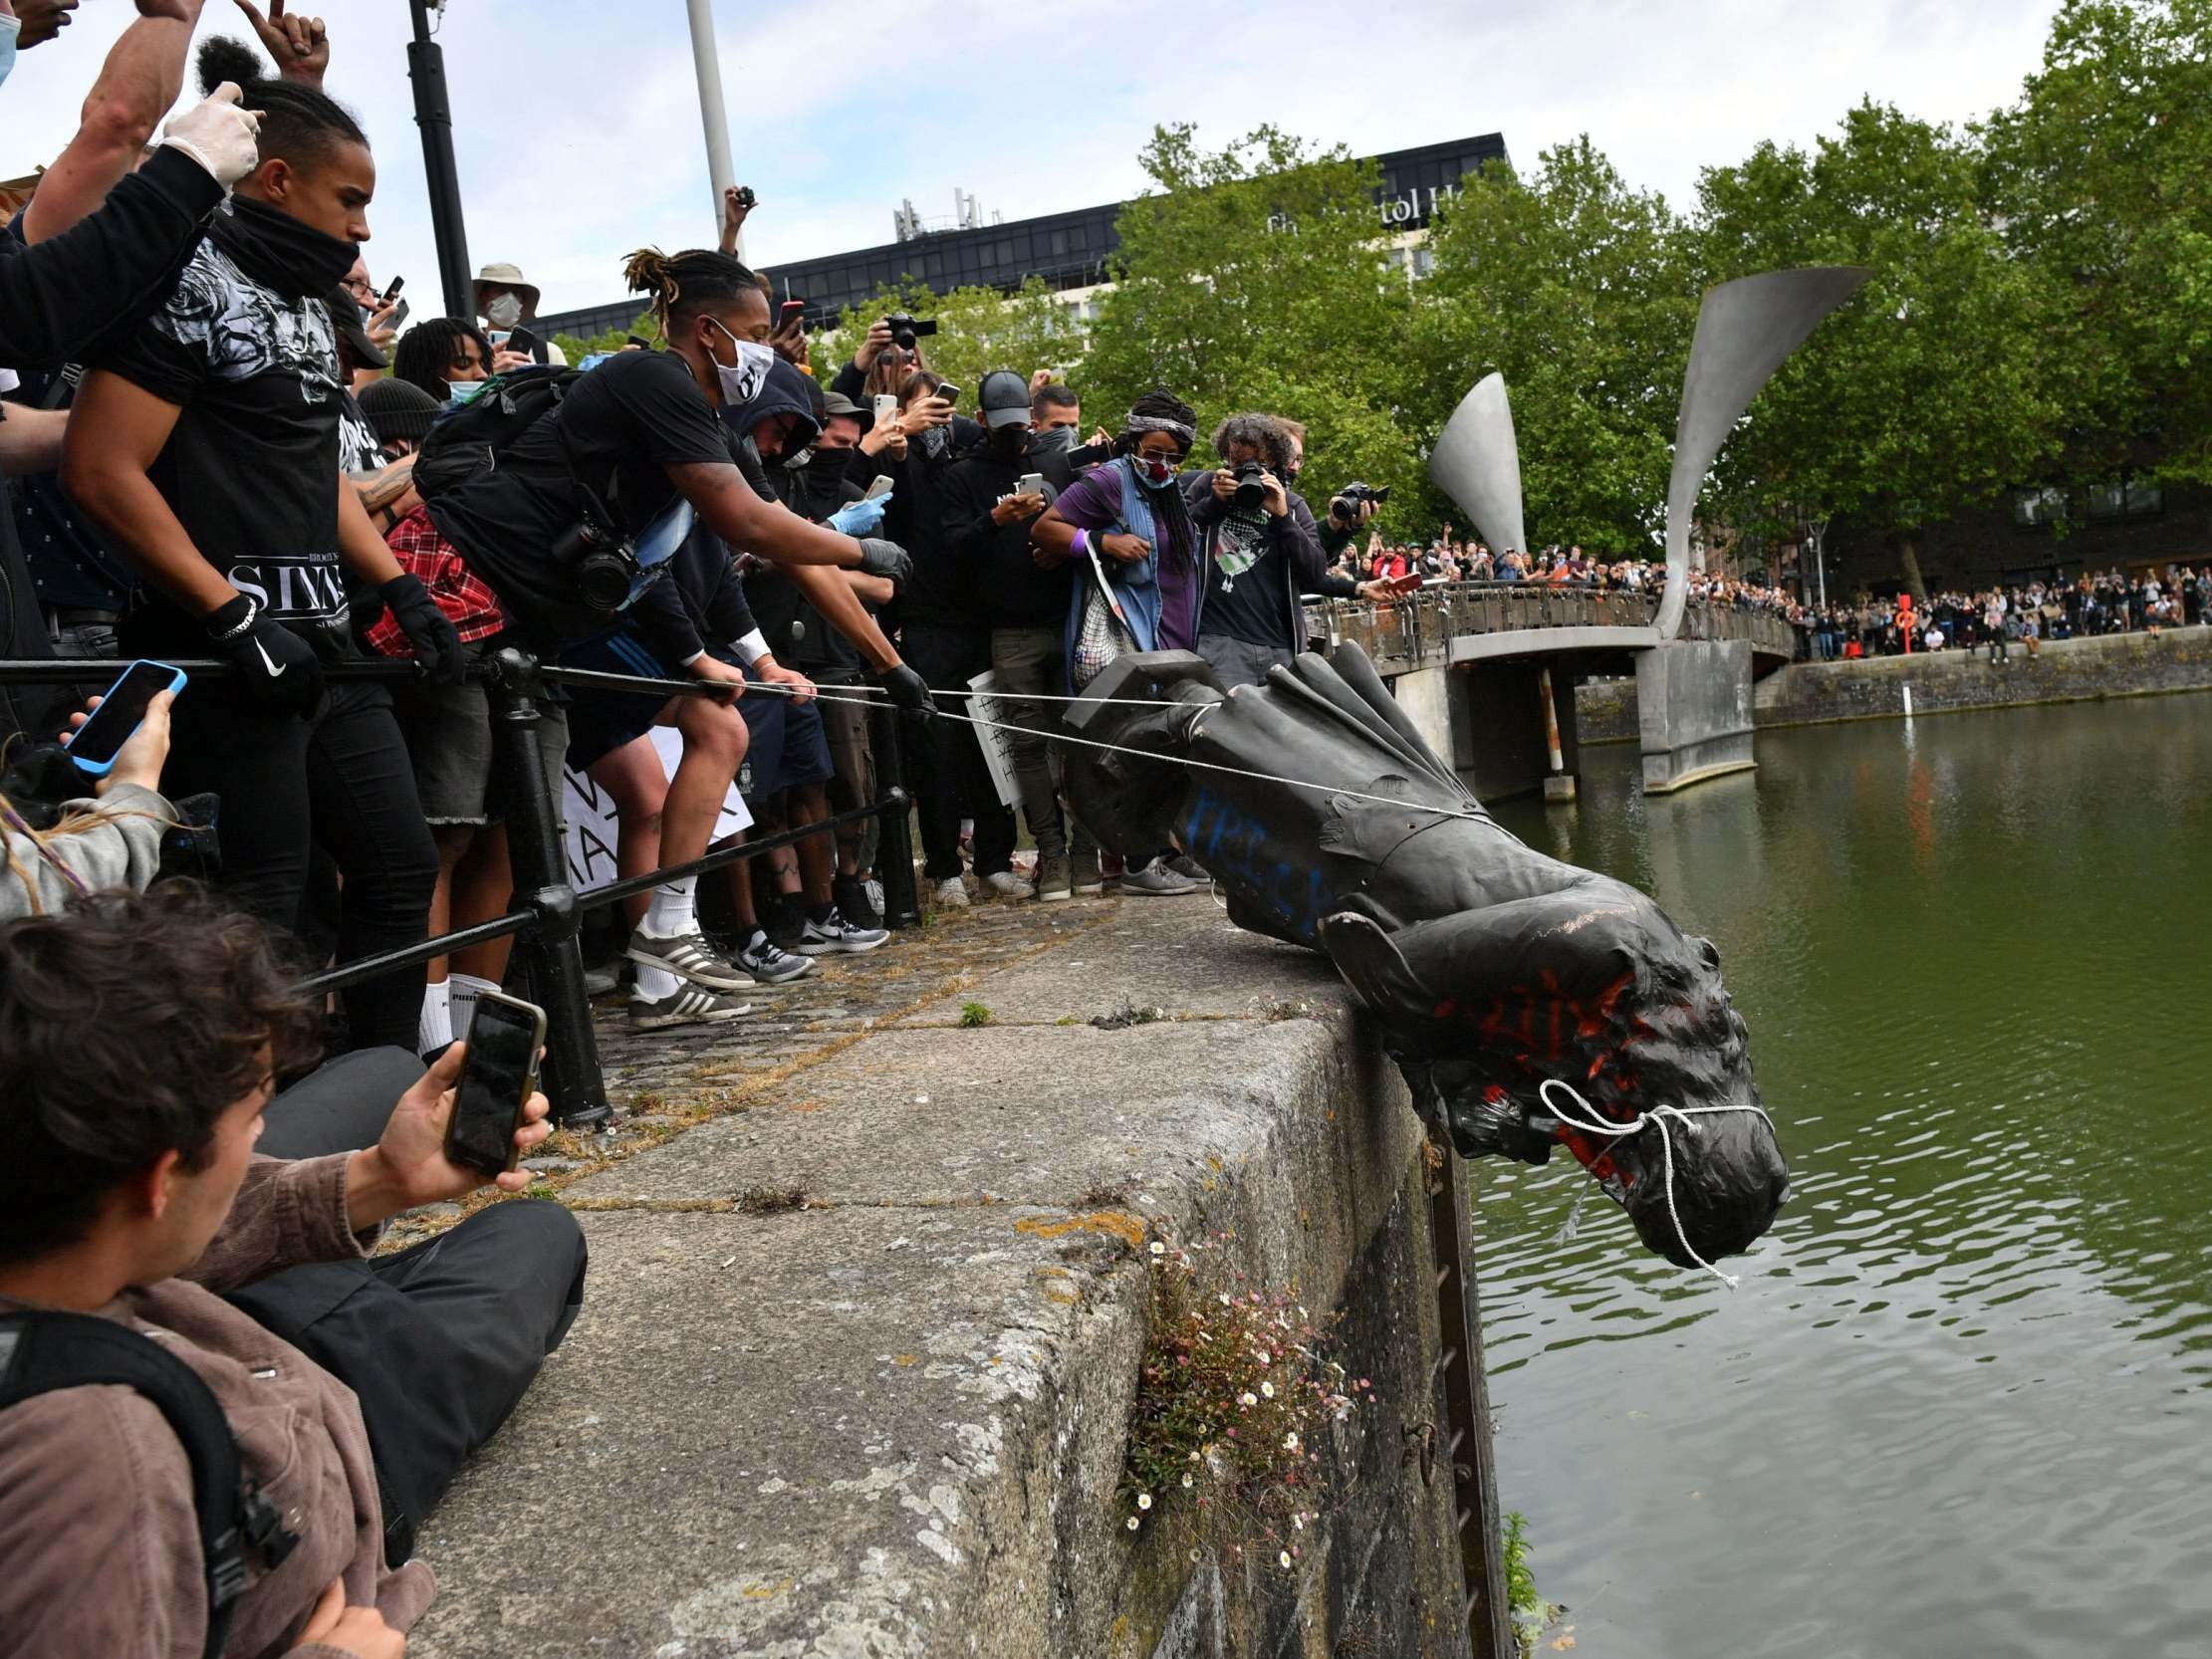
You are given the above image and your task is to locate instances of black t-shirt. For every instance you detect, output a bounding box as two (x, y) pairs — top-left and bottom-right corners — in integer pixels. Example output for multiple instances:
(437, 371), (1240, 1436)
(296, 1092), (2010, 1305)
(427, 350), (733, 649)
(1199, 503), (1294, 647)
(97, 236), (351, 653)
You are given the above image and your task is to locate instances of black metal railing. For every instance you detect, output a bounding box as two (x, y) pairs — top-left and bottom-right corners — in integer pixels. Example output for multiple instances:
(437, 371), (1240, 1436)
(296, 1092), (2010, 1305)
(0, 647), (920, 1130)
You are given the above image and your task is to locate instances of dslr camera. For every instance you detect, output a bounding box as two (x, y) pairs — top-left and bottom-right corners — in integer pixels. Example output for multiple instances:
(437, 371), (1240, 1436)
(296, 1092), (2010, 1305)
(554, 512), (645, 612)
(882, 314), (937, 352)
(1330, 481), (1390, 526)
(1233, 460), (1270, 513)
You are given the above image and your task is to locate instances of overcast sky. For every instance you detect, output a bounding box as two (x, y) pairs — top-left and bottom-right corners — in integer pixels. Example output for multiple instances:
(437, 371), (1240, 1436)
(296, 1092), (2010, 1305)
(2, 0), (2059, 318)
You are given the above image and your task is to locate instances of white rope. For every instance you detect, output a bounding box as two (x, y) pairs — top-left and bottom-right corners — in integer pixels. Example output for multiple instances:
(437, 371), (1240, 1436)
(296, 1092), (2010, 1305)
(736, 680), (1491, 824)
(1536, 1078), (1777, 1289)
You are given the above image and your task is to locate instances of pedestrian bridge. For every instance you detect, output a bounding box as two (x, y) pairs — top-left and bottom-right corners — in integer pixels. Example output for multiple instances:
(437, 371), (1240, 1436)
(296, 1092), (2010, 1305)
(1298, 585), (1793, 799)
(1303, 583), (1797, 675)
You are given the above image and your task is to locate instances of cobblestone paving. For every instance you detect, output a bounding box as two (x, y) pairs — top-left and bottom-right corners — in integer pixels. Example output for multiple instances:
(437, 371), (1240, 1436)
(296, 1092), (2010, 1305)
(385, 890), (1129, 1244)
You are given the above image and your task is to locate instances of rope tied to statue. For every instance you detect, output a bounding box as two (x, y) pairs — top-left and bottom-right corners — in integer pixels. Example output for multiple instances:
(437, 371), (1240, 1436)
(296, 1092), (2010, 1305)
(1536, 1079), (1777, 1289)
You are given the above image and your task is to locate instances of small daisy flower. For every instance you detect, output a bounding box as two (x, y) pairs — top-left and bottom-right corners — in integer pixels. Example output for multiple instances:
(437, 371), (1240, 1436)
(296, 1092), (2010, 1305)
(1126, 1516), (1140, 1532)
(1261, 1381), (1275, 1399)
(1283, 1432), (1301, 1452)
(1148, 1241), (1165, 1256)
(1136, 1493), (1152, 1511)
(1181, 1473), (1194, 1489)
(1240, 1391), (1258, 1408)
(1279, 1550), (1293, 1569)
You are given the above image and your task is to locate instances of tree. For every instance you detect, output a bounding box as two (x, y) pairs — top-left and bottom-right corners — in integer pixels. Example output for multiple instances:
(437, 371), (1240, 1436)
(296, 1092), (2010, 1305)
(1417, 136), (1696, 550)
(1691, 102), (2058, 589)
(1080, 125), (1439, 508)
(551, 312), (655, 365)
(1979, 0), (2212, 488)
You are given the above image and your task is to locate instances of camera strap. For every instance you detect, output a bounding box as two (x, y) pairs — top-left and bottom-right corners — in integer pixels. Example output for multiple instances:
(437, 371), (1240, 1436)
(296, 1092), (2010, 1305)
(0, 1310), (299, 1659)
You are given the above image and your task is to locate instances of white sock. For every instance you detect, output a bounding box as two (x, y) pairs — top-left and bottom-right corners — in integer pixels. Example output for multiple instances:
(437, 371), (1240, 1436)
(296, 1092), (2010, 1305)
(418, 979), (454, 1058)
(635, 962), (682, 1000)
(638, 877), (698, 940)
(449, 972), (498, 1040)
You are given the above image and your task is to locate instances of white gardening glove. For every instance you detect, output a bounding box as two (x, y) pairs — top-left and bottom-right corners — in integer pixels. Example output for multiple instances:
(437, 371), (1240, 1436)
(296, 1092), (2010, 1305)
(159, 83), (263, 190)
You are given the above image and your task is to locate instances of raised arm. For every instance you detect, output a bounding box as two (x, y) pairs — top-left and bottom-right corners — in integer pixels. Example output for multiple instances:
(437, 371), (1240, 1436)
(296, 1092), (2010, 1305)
(21, 0), (208, 245)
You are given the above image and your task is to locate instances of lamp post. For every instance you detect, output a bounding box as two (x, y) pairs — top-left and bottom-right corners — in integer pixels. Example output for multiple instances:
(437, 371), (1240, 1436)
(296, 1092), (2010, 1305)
(684, 0), (740, 259)
(406, 0), (474, 321)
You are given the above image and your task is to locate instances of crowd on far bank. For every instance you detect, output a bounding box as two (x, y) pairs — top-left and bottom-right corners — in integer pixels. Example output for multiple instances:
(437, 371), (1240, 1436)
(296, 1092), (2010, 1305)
(1328, 537), (1800, 615)
(1793, 567), (2210, 662)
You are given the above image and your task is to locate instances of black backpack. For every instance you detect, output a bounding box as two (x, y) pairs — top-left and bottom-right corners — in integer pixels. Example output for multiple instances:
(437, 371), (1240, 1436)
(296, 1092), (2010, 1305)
(410, 363), (586, 504)
(0, 1310), (299, 1659)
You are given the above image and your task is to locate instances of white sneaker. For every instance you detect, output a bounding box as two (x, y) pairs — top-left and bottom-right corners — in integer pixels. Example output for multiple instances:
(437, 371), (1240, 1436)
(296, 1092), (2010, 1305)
(982, 870), (1031, 900)
(799, 906), (890, 955)
(933, 876), (970, 909)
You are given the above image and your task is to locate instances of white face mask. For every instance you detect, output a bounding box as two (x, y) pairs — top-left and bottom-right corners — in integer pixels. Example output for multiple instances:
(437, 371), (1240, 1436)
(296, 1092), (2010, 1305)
(484, 291), (525, 329)
(0, 13), (21, 93)
(707, 319), (776, 409)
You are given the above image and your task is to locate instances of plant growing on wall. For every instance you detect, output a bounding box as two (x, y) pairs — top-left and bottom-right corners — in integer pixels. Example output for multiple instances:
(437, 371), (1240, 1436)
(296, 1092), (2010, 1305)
(1121, 1235), (1367, 1566)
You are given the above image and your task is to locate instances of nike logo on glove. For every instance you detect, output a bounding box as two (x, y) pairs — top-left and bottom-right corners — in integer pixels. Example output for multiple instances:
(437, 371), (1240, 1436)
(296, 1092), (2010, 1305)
(255, 639), (287, 678)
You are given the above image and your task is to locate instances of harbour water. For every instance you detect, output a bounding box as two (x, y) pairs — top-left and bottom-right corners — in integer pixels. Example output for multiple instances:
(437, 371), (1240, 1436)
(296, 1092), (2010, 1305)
(1480, 693), (2212, 1658)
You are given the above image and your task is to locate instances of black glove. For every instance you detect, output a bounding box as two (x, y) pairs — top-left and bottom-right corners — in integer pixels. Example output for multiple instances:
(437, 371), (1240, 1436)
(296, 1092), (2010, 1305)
(381, 574), (466, 685)
(856, 537), (912, 588)
(879, 662), (935, 717)
(205, 593), (324, 718)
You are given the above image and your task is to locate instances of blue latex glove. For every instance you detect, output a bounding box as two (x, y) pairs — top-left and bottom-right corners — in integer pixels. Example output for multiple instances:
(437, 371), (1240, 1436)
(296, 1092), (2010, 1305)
(829, 493), (890, 537)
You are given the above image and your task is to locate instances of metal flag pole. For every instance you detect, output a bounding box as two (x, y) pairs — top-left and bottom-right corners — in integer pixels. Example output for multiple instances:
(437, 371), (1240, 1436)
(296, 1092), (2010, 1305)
(406, 0), (474, 322)
(684, 0), (740, 259)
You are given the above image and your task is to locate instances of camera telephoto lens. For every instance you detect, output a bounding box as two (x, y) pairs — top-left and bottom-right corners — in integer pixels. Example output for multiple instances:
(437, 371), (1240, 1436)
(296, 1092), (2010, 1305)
(1233, 460), (1268, 513)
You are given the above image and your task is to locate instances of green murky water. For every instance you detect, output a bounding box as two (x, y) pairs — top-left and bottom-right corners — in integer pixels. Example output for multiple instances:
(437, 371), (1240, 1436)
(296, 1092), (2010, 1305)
(1479, 693), (2212, 1659)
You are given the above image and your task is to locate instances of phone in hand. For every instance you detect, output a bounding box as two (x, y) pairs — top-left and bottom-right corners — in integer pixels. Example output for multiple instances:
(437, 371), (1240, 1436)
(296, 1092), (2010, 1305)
(63, 659), (186, 778)
(932, 382), (962, 409)
(872, 393), (898, 426)
(779, 298), (807, 324)
(863, 474), (894, 500)
(505, 327), (540, 359)
(381, 275), (405, 303)
(442, 991), (545, 1177)
(1016, 472), (1046, 498)
(386, 296), (410, 330)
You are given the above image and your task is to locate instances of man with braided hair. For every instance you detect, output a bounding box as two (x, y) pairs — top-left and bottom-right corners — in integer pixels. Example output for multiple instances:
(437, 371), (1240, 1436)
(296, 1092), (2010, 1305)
(423, 247), (930, 1025)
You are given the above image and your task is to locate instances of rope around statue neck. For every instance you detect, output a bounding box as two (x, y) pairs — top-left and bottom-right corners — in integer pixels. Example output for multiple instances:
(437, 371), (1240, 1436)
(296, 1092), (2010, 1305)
(1536, 1079), (1778, 1289)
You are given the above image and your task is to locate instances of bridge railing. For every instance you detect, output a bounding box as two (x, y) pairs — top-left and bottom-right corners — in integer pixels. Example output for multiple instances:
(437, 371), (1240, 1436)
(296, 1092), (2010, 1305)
(1303, 583), (1795, 671)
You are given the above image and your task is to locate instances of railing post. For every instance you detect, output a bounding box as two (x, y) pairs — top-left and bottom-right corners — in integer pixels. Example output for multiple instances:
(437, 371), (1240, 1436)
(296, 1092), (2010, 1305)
(871, 698), (921, 930)
(487, 647), (611, 1130)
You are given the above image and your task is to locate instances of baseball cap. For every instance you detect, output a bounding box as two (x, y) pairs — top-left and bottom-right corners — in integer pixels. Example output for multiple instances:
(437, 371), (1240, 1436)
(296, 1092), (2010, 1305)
(821, 389), (865, 420)
(976, 369), (1032, 430)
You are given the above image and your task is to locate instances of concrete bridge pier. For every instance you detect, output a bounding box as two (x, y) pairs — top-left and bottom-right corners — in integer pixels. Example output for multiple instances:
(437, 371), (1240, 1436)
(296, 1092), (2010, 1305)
(1635, 637), (1757, 793)
(1434, 657), (1584, 804)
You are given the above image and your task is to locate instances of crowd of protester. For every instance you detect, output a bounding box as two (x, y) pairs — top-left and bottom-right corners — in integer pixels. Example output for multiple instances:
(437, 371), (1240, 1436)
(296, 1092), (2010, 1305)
(8, 10), (2211, 1649)
(1330, 534), (1801, 615)
(1791, 569), (2209, 661)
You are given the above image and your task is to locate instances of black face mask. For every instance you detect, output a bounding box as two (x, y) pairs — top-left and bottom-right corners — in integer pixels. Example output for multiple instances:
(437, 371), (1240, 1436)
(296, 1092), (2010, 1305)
(808, 445), (860, 477)
(1031, 424), (1080, 455)
(211, 195), (362, 300)
(989, 424), (1031, 461)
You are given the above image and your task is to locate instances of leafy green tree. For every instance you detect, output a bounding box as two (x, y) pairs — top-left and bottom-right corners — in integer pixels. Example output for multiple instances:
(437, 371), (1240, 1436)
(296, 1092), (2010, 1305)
(1691, 101), (2058, 591)
(1080, 125), (1438, 511)
(1418, 136), (1696, 551)
(552, 313), (656, 365)
(1979, 0), (2212, 487)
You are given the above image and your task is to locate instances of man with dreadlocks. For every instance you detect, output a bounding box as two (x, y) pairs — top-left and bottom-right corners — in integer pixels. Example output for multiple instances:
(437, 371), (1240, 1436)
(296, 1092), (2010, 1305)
(421, 245), (929, 1024)
(1029, 388), (1206, 896)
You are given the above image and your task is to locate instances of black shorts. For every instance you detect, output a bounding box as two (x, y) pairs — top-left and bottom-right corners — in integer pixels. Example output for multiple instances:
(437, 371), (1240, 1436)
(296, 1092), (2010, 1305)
(558, 629), (833, 797)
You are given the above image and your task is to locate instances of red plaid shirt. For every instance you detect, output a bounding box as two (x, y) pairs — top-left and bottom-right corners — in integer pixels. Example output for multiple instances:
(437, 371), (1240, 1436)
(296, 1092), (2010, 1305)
(366, 506), (510, 657)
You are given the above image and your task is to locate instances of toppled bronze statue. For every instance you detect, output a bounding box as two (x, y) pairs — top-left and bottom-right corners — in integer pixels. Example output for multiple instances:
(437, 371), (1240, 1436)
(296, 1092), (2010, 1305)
(1064, 644), (1788, 1270)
